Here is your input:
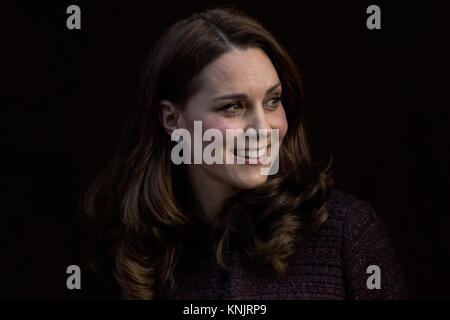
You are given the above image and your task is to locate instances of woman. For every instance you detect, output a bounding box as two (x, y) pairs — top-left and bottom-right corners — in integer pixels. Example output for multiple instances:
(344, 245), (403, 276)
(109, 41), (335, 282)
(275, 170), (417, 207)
(83, 7), (408, 300)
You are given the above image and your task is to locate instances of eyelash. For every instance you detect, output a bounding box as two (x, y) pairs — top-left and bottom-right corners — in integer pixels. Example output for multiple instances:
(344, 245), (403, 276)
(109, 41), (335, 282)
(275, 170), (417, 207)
(221, 96), (282, 113)
(267, 96), (282, 108)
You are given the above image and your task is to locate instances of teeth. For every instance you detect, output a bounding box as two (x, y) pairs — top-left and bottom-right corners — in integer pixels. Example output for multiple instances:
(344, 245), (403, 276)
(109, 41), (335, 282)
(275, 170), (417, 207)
(258, 147), (266, 158)
(248, 150), (258, 158)
(235, 147), (267, 159)
(236, 149), (247, 158)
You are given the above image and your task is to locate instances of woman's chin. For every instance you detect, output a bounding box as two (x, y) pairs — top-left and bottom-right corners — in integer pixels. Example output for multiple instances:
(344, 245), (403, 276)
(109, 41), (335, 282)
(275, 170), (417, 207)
(232, 172), (269, 189)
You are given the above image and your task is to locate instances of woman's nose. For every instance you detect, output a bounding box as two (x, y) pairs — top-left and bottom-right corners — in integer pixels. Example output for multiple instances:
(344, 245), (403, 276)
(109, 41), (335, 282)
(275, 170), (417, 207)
(243, 105), (272, 144)
(245, 104), (272, 133)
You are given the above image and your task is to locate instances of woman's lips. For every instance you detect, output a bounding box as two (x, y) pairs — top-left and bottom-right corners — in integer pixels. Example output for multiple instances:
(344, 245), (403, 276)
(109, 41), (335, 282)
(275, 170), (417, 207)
(232, 145), (271, 165)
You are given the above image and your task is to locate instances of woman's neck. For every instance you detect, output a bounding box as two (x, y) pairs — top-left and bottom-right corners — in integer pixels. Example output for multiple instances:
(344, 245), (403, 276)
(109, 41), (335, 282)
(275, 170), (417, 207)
(185, 165), (237, 226)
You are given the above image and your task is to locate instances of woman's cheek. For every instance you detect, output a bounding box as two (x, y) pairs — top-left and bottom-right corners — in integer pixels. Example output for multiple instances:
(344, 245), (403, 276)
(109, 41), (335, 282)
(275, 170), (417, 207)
(270, 110), (288, 140)
(202, 117), (241, 136)
(280, 117), (288, 140)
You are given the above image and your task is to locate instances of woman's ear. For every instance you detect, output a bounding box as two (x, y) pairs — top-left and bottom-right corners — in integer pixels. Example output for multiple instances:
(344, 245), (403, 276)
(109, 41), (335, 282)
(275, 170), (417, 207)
(159, 100), (183, 137)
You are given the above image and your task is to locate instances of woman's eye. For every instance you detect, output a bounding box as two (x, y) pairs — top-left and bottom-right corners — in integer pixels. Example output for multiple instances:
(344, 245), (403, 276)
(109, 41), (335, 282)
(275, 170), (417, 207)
(222, 103), (243, 113)
(267, 96), (281, 109)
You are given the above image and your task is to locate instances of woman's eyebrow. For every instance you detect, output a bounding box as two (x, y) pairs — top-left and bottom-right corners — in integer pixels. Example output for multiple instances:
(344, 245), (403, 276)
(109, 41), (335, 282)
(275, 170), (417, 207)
(212, 81), (281, 101)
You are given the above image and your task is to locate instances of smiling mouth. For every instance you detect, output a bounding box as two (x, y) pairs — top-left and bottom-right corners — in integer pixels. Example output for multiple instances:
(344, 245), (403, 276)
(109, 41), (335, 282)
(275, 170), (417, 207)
(232, 145), (271, 160)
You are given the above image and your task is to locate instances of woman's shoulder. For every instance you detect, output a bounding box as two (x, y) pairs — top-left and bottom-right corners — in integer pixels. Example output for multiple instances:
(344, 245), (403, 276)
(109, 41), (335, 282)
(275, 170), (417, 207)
(327, 189), (378, 221)
(323, 189), (385, 236)
(322, 189), (396, 257)
(317, 189), (409, 299)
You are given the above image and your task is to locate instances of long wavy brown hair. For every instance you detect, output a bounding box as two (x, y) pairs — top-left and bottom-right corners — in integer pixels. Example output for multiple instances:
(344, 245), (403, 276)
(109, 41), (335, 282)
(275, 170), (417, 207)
(82, 6), (334, 300)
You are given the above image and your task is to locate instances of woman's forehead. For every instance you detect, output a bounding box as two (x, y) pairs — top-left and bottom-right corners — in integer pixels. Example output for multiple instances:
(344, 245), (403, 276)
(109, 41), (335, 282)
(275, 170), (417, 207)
(196, 48), (280, 96)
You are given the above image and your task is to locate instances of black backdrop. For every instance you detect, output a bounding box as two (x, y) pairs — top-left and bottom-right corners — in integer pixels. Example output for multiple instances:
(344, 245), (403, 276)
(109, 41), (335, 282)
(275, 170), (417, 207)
(3, 1), (450, 299)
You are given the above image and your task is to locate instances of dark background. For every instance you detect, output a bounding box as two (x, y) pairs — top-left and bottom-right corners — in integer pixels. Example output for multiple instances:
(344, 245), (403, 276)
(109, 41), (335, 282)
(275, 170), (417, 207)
(2, 1), (449, 299)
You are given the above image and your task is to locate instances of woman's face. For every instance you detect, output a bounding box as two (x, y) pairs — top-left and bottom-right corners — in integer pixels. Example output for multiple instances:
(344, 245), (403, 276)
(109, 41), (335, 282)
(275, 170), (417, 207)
(179, 47), (288, 191)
